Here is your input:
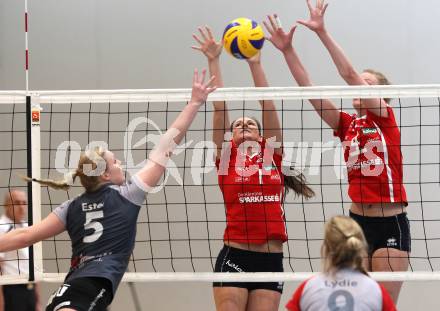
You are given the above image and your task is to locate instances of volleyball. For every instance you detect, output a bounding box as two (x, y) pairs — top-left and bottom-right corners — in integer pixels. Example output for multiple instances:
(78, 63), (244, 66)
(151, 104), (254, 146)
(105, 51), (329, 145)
(222, 17), (265, 59)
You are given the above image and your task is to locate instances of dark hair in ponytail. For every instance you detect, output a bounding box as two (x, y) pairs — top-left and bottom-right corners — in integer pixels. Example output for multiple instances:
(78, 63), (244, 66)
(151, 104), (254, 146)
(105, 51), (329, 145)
(283, 166), (315, 199)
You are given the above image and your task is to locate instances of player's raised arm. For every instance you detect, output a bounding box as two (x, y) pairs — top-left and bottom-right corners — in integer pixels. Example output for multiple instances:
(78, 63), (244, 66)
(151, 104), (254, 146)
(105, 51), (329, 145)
(297, 0), (388, 117)
(136, 69), (216, 188)
(246, 52), (282, 155)
(264, 14), (340, 131)
(192, 26), (228, 158)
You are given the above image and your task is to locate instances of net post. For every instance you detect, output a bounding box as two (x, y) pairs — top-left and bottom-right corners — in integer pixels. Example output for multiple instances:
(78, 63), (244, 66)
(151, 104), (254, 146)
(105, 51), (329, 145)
(29, 94), (43, 282)
(25, 95), (34, 282)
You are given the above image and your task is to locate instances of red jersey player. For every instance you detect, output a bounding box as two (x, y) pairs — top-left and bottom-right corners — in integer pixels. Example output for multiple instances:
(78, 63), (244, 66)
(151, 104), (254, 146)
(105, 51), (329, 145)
(265, 0), (410, 303)
(286, 216), (397, 311)
(192, 26), (314, 311)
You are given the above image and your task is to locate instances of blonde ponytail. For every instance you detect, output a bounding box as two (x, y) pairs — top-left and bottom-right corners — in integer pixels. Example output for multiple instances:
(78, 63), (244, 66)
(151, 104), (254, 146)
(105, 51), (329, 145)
(21, 147), (107, 192)
(20, 172), (76, 191)
(322, 215), (368, 275)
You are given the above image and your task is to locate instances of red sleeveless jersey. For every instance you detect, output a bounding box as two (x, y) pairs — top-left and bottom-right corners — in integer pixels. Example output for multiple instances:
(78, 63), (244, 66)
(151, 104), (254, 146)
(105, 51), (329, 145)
(334, 106), (407, 205)
(216, 140), (287, 244)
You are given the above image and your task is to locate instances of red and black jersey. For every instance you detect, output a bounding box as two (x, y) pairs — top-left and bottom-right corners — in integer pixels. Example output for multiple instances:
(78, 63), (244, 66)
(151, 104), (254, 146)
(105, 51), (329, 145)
(216, 139), (287, 244)
(334, 106), (407, 205)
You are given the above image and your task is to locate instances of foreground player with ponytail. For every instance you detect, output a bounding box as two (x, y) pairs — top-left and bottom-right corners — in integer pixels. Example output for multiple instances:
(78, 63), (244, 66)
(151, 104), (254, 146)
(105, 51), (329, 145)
(286, 216), (396, 311)
(0, 69), (216, 311)
(193, 26), (314, 311)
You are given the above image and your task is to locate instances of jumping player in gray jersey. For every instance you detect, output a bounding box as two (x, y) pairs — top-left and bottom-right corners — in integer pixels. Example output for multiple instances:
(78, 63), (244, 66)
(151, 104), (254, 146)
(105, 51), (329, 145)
(0, 69), (216, 311)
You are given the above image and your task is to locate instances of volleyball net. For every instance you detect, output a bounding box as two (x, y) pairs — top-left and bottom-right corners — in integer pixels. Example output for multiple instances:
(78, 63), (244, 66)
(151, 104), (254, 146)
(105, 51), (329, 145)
(0, 85), (439, 284)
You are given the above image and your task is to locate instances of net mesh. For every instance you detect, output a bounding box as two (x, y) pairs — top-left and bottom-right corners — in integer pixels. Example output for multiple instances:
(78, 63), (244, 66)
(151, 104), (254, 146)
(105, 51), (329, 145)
(0, 86), (439, 282)
(0, 93), (31, 283)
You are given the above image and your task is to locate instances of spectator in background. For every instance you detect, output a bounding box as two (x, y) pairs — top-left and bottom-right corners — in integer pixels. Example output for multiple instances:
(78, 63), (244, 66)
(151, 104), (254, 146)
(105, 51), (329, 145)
(0, 190), (41, 311)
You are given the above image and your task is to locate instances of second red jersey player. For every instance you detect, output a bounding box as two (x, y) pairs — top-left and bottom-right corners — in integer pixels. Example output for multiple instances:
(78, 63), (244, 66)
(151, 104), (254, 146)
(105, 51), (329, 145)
(336, 106), (407, 205)
(216, 139), (286, 244)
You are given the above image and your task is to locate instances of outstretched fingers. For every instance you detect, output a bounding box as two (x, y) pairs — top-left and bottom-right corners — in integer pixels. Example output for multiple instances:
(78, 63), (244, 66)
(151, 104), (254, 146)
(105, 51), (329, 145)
(268, 14), (279, 32)
(206, 84), (217, 94)
(198, 27), (208, 41)
(317, 0), (323, 9)
(262, 14), (298, 51)
(288, 25), (298, 40)
(205, 26), (214, 40)
(274, 13), (283, 28)
(322, 3), (329, 15)
(193, 68), (199, 85)
(191, 69), (217, 103)
(198, 68), (207, 85)
(207, 86), (217, 93)
(306, 0), (314, 12)
(192, 33), (203, 45)
(263, 14), (283, 40)
(191, 45), (202, 51)
(262, 20), (273, 36)
(205, 75), (216, 88)
(296, 18), (308, 27)
(203, 74), (217, 94)
(314, 0), (328, 15)
(191, 26), (222, 60)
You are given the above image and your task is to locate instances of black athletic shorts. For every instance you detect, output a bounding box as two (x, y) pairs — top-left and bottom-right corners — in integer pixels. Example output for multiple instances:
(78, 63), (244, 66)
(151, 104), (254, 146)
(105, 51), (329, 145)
(3, 284), (36, 311)
(350, 211), (411, 256)
(213, 245), (284, 293)
(46, 277), (113, 311)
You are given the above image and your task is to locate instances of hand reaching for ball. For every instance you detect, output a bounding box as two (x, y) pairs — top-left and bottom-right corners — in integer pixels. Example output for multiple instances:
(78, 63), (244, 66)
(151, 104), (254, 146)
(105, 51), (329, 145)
(192, 26), (223, 61)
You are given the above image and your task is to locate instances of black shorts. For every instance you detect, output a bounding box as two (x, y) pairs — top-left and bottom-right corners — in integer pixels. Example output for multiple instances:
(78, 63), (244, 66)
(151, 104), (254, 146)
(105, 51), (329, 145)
(213, 245), (284, 293)
(350, 211), (411, 256)
(46, 277), (113, 311)
(3, 284), (36, 311)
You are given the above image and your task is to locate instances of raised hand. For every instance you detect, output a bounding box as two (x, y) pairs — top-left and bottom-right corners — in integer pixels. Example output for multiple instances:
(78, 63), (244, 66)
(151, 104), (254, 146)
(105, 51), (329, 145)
(297, 0), (328, 33)
(263, 14), (297, 53)
(190, 68), (217, 105)
(191, 26), (223, 61)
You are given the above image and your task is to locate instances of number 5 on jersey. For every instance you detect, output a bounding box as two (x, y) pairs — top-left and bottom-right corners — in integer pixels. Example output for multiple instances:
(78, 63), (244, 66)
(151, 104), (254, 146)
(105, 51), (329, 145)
(84, 211), (104, 243)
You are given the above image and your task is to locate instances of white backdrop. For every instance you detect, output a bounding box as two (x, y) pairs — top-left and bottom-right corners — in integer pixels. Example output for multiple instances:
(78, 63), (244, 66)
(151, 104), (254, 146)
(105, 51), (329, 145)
(1, 0), (439, 90)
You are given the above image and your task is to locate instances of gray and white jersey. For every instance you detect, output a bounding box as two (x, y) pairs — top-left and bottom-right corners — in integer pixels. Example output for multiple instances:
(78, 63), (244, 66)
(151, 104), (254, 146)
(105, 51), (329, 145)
(286, 268), (396, 311)
(53, 175), (146, 295)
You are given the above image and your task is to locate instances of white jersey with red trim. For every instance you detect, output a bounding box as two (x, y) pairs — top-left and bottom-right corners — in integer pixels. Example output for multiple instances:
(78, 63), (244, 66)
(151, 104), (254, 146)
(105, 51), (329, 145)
(286, 269), (396, 311)
(334, 106), (407, 205)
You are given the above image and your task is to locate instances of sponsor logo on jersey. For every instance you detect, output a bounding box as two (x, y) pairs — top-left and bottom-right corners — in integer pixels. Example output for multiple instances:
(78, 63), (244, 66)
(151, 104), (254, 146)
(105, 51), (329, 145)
(263, 165), (277, 171)
(362, 128), (378, 135)
(347, 158), (383, 171)
(234, 176), (250, 183)
(270, 174), (281, 180)
(238, 193), (281, 204)
(71, 252), (113, 270)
